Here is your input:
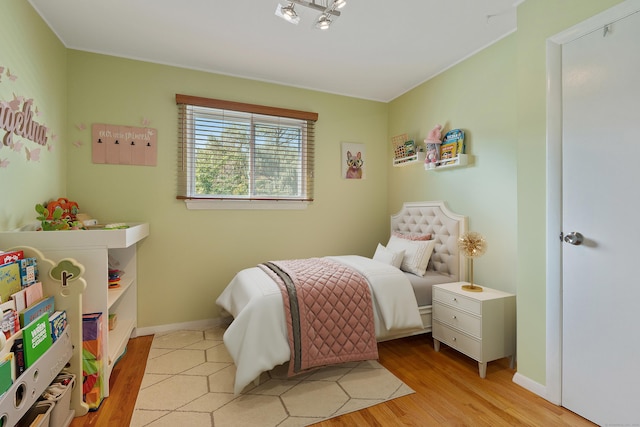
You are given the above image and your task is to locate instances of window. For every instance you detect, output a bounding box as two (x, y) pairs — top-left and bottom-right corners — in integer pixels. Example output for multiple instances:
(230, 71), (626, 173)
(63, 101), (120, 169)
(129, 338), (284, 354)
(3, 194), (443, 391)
(176, 95), (317, 205)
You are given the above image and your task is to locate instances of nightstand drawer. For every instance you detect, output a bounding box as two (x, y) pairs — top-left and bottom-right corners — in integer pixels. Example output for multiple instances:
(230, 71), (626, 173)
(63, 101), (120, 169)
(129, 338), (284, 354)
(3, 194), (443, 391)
(433, 303), (482, 338)
(433, 287), (482, 315)
(433, 321), (481, 360)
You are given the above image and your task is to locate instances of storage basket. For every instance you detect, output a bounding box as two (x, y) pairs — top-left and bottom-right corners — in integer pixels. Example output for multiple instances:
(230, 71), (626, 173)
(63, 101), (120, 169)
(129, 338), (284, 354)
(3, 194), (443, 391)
(41, 373), (75, 427)
(391, 134), (410, 159)
(17, 401), (54, 427)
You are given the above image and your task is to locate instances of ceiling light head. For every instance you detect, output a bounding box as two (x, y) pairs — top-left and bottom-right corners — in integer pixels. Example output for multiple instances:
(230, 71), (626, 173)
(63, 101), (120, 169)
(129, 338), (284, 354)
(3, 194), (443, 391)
(332, 0), (347, 9)
(315, 13), (332, 30)
(282, 3), (297, 20)
(275, 3), (300, 25)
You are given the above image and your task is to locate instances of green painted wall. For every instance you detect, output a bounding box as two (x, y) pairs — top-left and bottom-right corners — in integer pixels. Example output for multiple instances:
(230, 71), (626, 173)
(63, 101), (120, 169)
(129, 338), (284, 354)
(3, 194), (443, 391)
(64, 51), (389, 327)
(388, 0), (624, 386)
(0, 0), (67, 230)
(388, 34), (519, 297)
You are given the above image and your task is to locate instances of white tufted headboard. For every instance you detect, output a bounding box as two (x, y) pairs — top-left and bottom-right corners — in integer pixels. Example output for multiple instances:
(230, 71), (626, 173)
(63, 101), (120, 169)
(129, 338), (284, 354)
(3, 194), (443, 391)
(391, 201), (468, 282)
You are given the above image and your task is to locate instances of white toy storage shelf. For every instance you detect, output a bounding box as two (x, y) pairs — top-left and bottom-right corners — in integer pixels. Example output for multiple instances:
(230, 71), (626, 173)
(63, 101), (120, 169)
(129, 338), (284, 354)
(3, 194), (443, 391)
(0, 223), (149, 401)
(0, 246), (88, 426)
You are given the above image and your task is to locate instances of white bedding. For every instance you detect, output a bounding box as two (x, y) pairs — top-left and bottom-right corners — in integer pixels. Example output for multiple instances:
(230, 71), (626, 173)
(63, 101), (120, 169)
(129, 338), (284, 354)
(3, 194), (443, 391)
(216, 255), (423, 394)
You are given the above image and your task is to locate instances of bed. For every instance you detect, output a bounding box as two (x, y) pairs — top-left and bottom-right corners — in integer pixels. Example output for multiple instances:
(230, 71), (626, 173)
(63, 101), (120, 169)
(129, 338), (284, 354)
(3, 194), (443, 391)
(216, 200), (468, 394)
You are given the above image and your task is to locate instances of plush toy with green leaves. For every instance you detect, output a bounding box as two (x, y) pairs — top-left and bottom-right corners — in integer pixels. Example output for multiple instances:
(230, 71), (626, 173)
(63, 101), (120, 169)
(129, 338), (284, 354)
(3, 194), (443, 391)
(35, 203), (83, 230)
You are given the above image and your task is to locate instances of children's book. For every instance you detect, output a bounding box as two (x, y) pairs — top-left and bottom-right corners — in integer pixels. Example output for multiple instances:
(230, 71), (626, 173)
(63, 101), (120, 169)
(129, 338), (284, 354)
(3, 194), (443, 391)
(24, 282), (43, 307)
(22, 313), (52, 368)
(18, 257), (38, 287)
(442, 129), (465, 155)
(12, 338), (25, 376)
(439, 143), (457, 164)
(19, 295), (55, 328)
(1, 309), (19, 339)
(0, 250), (23, 266)
(0, 262), (22, 303)
(11, 288), (28, 312)
(0, 353), (14, 396)
(49, 310), (67, 342)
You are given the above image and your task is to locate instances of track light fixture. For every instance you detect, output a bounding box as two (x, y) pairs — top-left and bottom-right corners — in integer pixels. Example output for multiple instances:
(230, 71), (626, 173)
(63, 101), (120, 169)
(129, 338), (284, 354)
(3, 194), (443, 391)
(315, 13), (332, 30)
(275, 0), (346, 30)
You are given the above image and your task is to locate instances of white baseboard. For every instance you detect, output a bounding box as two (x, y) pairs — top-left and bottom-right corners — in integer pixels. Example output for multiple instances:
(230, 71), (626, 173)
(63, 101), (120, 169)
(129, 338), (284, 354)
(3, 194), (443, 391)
(512, 372), (559, 404)
(133, 317), (224, 337)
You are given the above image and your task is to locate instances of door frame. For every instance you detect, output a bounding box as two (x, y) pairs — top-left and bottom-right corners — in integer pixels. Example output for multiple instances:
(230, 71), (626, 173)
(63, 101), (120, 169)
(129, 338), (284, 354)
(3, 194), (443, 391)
(545, 0), (640, 406)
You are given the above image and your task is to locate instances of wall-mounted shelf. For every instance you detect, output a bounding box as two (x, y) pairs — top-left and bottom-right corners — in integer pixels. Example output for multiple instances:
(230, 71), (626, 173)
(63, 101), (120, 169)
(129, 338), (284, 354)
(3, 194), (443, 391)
(393, 152), (426, 167)
(424, 154), (469, 170)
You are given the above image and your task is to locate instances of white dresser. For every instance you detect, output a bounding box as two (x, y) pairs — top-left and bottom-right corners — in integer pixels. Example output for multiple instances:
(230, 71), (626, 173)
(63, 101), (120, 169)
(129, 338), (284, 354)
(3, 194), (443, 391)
(432, 282), (516, 378)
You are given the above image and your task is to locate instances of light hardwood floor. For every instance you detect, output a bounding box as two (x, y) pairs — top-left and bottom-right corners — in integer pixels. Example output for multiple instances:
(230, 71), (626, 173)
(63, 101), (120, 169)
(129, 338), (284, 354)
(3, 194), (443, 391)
(70, 333), (595, 426)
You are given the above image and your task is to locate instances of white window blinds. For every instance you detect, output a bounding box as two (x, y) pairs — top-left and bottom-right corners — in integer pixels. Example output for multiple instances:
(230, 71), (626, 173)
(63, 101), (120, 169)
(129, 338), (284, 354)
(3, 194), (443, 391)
(177, 95), (316, 202)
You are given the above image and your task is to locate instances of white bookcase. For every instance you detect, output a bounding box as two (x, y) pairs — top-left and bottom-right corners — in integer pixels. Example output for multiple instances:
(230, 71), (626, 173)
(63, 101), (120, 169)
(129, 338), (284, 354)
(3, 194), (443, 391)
(0, 223), (149, 398)
(0, 247), (88, 425)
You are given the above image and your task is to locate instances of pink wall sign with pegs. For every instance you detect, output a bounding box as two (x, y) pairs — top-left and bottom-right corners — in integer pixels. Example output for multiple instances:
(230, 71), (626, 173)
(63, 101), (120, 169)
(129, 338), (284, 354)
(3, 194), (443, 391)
(91, 123), (157, 166)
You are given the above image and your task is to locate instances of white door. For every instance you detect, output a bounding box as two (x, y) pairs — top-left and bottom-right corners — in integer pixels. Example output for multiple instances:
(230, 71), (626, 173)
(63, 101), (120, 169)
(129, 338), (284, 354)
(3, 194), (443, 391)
(562, 9), (640, 425)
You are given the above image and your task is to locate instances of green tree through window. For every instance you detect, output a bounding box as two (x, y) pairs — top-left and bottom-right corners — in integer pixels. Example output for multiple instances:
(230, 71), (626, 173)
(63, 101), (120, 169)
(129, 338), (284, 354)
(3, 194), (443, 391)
(177, 95), (316, 202)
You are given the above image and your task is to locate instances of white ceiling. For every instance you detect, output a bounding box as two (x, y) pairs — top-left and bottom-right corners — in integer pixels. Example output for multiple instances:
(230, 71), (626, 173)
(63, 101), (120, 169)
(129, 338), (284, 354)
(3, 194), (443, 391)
(28, 0), (521, 102)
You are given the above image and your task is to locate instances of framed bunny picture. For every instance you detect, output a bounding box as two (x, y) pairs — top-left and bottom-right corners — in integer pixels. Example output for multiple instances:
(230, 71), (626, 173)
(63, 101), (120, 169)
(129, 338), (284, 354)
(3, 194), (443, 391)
(341, 142), (366, 180)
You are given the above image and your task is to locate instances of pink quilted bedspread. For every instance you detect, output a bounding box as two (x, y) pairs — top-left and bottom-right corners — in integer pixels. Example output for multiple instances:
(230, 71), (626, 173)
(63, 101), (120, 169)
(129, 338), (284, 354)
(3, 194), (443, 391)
(259, 258), (378, 376)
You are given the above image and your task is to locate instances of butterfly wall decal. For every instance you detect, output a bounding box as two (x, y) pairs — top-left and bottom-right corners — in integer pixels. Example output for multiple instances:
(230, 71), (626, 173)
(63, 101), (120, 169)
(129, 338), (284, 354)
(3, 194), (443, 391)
(6, 68), (17, 82)
(25, 147), (41, 162)
(0, 158), (9, 168)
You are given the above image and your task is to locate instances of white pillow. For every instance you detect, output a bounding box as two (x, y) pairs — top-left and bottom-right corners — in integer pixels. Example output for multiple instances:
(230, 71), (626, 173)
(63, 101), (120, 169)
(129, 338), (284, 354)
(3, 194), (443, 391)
(373, 243), (405, 269)
(386, 235), (436, 276)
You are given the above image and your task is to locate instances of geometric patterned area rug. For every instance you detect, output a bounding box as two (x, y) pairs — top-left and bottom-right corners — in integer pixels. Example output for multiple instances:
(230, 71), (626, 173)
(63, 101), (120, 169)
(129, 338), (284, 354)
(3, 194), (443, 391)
(131, 328), (414, 427)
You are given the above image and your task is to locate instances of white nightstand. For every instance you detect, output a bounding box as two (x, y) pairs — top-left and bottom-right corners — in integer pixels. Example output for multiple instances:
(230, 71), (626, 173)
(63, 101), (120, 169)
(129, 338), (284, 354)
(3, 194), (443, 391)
(432, 282), (516, 378)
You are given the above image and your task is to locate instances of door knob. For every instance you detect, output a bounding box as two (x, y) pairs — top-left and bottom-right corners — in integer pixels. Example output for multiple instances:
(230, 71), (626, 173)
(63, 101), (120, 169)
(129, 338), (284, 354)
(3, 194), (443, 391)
(564, 232), (584, 245)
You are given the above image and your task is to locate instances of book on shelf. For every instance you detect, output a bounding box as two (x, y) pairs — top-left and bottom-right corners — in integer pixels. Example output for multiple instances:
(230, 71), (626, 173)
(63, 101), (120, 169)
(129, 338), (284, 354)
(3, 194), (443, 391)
(18, 257), (38, 287)
(19, 295), (55, 328)
(49, 310), (67, 343)
(0, 300), (16, 313)
(24, 282), (43, 307)
(0, 262), (22, 303)
(439, 143), (458, 165)
(12, 338), (25, 377)
(1, 309), (19, 339)
(11, 287), (27, 312)
(442, 128), (465, 155)
(0, 352), (14, 397)
(0, 250), (23, 266)
(22, 312), (52, 368)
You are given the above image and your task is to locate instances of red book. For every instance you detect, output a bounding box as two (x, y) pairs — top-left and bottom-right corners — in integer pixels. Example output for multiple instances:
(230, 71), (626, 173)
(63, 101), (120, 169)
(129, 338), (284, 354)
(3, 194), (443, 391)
(0, 250), (23, 266)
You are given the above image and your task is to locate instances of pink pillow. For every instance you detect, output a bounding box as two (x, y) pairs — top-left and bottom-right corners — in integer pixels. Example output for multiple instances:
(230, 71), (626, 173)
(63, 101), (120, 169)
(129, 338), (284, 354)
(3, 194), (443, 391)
(392, 231), (432, 241)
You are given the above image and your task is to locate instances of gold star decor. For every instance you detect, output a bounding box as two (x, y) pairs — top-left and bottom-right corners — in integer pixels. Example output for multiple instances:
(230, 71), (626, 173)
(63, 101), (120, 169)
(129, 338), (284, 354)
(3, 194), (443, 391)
(457, 231), (487, 292)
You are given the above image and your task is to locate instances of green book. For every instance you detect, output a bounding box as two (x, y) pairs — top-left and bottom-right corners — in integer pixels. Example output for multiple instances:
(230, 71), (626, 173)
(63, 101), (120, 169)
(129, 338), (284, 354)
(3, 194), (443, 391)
(22, 313), (52, 368)
(0, 353), (13, 396)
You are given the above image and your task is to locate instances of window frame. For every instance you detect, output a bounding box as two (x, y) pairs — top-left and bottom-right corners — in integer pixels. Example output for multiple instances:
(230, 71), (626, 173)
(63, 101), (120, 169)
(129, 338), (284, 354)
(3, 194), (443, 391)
(176, 94), (317, 210)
